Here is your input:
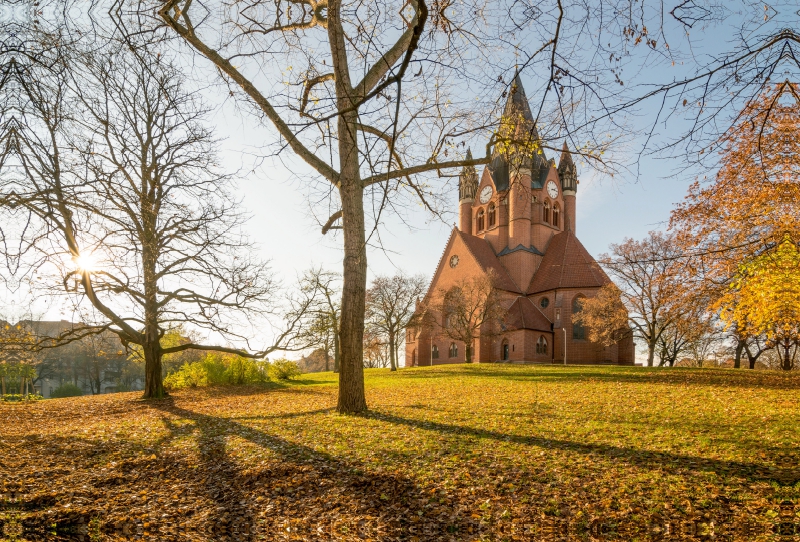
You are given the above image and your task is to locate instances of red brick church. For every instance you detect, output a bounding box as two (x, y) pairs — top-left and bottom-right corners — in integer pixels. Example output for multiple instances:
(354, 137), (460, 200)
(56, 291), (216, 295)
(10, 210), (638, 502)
(405, 76), (635, 366)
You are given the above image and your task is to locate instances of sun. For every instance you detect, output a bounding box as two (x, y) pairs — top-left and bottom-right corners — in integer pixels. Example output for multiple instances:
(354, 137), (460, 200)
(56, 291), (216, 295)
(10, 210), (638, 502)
(74, 252), (99, 272)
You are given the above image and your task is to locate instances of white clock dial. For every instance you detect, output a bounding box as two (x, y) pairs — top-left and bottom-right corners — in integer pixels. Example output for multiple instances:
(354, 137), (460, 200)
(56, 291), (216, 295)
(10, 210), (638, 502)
(479, 186), (493, 204)
(546, 180), (559, 199)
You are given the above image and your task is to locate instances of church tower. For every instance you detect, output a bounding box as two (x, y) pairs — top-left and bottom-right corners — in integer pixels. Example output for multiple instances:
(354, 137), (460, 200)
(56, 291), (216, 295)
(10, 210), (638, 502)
(406, 72), (635, 368)
(502, 73), (534, 250)
(458, 148), (478, 234)
(558, 142), (578, 233)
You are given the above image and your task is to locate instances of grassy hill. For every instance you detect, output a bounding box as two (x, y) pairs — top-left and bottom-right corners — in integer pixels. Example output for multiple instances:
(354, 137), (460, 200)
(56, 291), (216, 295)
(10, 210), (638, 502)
(2, 365), (799, 540)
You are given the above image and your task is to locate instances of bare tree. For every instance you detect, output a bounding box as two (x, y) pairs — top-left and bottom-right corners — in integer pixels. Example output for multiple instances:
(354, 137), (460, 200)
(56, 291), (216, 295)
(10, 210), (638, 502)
(362, 326), (390, 369)
(428, 271), (506, 363)
(10, 41), (312, 398)
(365, 273), (427, 371)
(152, 0), (647, 411)
(299, 267), (341, 372)
(599, 231), (690, 367)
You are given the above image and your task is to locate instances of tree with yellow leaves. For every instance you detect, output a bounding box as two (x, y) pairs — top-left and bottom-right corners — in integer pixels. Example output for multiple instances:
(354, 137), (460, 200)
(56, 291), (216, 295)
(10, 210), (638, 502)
(715, 235), (800, 370)
(670, 83), (800, 368)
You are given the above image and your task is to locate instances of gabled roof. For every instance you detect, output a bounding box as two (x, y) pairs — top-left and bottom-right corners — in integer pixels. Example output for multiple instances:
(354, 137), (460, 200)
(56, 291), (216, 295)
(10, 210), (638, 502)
(504, 296), (552, 332)
(527, 230), (610, 294)
(456, 230), (520, 293)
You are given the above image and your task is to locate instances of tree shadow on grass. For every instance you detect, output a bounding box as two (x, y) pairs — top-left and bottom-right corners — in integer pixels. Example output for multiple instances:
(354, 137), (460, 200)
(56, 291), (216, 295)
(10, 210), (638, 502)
(150, 400), (424, 540)
(364, 410), (800, 486)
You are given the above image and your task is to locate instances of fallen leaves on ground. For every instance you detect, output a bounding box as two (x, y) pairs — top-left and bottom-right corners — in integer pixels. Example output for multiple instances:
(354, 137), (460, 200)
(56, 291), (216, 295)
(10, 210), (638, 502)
(1, 365), (799, 541)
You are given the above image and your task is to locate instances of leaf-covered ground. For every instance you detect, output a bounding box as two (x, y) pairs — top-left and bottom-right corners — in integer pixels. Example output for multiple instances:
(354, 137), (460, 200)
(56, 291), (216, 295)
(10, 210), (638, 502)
(2, 365), (799, 541)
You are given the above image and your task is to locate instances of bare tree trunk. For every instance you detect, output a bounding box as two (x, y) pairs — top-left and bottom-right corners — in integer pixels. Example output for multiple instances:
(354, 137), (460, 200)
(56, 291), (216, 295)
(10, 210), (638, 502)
(647, 341), (656, 367)
(782, 340), (792, 371)
(337, 177), (367, 412)
(734, 340), (744, 369)
(388, 330), (397, 371)
(334, 331), (341, 373)
(465, 342), (473, 363)
(143, 339), (165, 399)
(331, 0), (367, 413)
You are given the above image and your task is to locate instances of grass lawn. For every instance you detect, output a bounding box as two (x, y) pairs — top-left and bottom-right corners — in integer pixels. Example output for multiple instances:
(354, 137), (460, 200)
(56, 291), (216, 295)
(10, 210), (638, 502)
(2, 364), (799, 541)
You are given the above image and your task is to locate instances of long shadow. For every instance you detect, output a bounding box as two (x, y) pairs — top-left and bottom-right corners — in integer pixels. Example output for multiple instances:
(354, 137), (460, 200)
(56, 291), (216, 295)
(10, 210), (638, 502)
(365, 410), (800, 486)
(231, 407), (335, 421)
(151, 400), (423, 540)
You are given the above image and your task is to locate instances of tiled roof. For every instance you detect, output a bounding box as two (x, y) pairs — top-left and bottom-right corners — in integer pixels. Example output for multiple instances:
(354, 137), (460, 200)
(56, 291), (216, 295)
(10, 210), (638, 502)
(457, 230), (521, 293)
(527, 230), (610, 294)
(504, 296), (552, 332)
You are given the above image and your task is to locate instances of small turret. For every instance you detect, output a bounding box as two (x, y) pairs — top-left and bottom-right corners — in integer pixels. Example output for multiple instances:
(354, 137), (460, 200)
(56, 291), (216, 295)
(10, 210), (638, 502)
(458, 149), (479, 234)
(458, 148), (479, 202)
(558, 141), (578, 192)
(558, 141), (578, 233)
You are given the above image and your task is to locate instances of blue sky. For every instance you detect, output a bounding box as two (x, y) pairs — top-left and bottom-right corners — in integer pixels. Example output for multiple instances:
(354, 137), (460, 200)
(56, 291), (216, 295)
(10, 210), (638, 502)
(206, 1), (800, 287)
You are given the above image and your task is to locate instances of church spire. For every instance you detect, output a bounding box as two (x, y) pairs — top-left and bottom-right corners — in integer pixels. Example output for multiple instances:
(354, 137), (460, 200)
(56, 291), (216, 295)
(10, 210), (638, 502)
(558, 140), (577, 192)
(458, 148), (479, 202)
(495, 72), (542, 165)
(502, 71), (535, 125)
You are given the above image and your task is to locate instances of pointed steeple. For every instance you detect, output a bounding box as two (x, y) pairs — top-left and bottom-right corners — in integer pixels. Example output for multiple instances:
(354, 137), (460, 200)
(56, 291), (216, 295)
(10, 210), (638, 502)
(458, 148), (479, 202)
(502, 71), (535, 125)
(558, 141), (577, 192)
(495, 71), (544, 170)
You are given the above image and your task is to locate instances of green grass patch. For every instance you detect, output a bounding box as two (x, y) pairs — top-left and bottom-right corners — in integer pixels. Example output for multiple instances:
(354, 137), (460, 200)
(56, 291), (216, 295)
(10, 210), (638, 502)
(4, 364), (799, 540)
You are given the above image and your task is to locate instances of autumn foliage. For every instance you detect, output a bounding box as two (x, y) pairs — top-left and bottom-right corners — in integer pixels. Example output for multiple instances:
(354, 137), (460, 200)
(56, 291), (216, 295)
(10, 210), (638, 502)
(668, 83), (800, 367)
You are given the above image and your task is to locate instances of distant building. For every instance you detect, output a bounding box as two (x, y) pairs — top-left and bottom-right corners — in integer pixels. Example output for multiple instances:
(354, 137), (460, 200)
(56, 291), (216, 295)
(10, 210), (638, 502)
(405, 75), (635, 366)
(0, 320), (143, 396)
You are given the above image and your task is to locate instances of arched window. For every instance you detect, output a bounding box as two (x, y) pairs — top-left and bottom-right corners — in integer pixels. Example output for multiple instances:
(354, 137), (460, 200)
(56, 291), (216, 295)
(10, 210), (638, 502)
(543, 201), (550, 224)
(449, 342), (458, 358)
(476, 209), (485, 231)
(572, 296), (586, 340)
(552, 204), (560, 228)
(501, 340), (509, 361)
(536, 335), (548, 354)
(432, 344), (440, 358)
(487, 203), (496, 228)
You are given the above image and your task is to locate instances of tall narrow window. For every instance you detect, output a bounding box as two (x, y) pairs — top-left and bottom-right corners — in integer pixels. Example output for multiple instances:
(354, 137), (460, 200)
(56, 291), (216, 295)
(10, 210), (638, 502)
(572, 296), (586, 340)
(543, 201), (551, 224)
(449, 343), (458, 358)
(488, 203), (496, 228)
(536, 335), (548, 354)
(476, 209), (485, 231)
(552, 204), (560, 228)
(432, 344), (440, 359)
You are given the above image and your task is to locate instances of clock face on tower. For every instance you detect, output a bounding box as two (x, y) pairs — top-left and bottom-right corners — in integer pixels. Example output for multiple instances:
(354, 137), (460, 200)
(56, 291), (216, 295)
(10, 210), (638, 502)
(479, 185), (493, 204)
(546, 180), (559, 199)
